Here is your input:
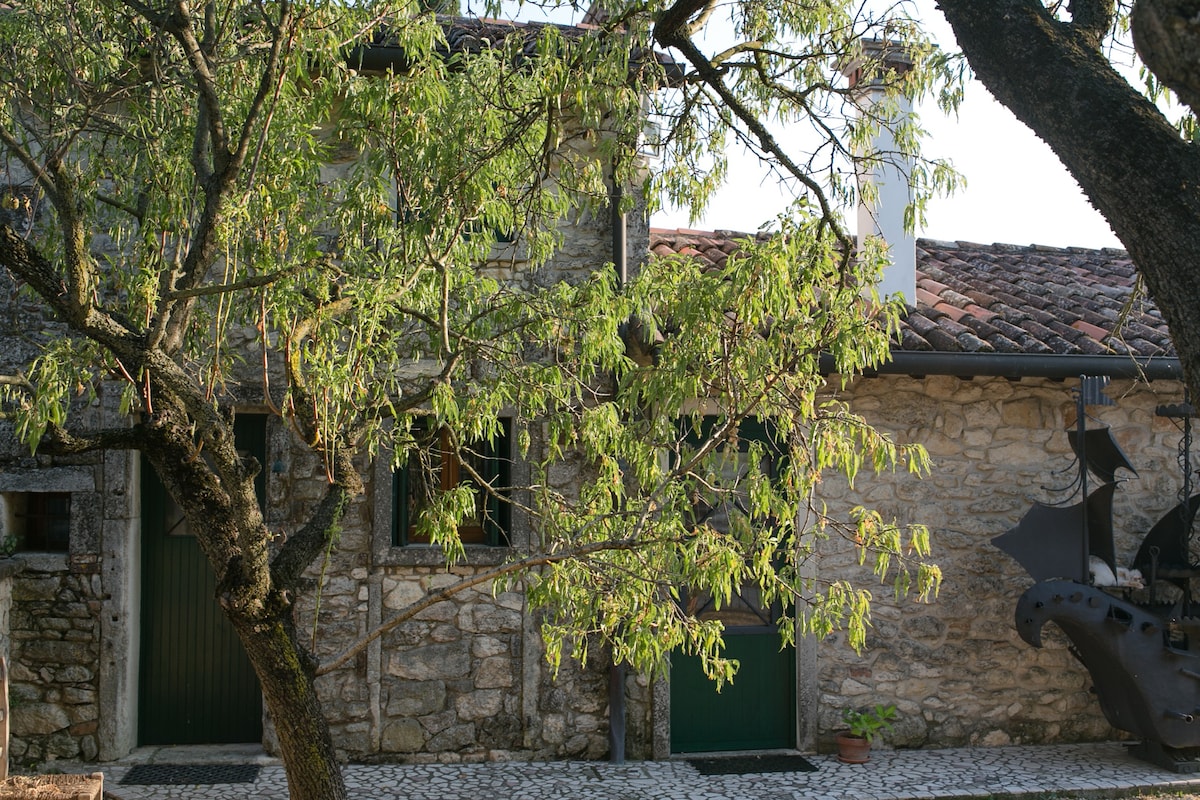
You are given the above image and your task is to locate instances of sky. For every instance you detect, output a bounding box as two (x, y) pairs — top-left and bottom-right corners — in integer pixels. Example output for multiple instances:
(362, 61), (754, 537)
(649, 2), (1129, 250)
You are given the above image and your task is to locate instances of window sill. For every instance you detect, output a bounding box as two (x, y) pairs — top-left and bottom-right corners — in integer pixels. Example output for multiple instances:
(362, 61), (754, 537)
(15, 552), (69, 573)
(375, 544), (513, 568)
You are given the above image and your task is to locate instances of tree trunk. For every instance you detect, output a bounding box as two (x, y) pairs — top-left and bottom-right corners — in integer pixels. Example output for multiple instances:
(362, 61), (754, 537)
(936, 0), (1200, 399)
(141, 426), (348, 800)
(233, 606), (347, 800)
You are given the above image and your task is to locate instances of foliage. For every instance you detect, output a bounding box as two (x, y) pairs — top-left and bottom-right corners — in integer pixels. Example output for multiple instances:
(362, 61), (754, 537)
(0, 0), (953, 794)
(842, 703), (896, 743)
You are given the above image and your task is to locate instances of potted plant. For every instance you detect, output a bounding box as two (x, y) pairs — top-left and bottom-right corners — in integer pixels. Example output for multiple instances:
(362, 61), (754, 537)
(835, 704), (895, 764)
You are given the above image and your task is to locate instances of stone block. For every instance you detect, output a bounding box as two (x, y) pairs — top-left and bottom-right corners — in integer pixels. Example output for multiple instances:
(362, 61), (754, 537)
(66, 704), (98, 725)
(386, 681), (447, 716)
(413, 602), (456, 623)
(474, 656), (514, 689)
(381, 719), (426, 753)
(55, 666), (93, 683)
(457, 603), (521, 634)
(478, 713), (522, 749)
(14, 578), (60, 602)
(68, 720), (98, 736)
(471, 637), (509, 658)
(428, 624), (462, 644)
(418, 710), (455, 735)
(540, 713), (565, 745)
(79, 735), (98, 761)
(389, 642), (470, 681)
(383, 579), (425, 610)
(12, 703), (70, 735)
(0, 773), (103, 799)
(455, 689), (503, 720)
(62, 687), (96, 705)
(427, 723), (475, 752)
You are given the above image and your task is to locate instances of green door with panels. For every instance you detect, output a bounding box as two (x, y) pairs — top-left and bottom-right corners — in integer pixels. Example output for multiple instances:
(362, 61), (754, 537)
(138, 416), (265, 745)
(670, 417), (796, 752)
(670, 589), (796, 752)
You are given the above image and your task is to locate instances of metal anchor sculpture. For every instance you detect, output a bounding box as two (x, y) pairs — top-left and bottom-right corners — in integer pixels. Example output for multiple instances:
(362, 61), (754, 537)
(993, 377), (1200, 771)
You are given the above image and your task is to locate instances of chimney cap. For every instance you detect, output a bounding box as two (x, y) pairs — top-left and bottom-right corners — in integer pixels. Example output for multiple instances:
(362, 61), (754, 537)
(840, 37), (916, 89)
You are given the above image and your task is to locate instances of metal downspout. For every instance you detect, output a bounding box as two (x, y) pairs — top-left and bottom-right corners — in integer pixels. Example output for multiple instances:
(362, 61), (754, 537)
(612, 181), (627, 288)
(609, 176), (627, 765)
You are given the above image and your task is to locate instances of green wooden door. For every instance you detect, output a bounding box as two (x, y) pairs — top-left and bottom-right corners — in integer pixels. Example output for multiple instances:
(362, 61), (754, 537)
(670, 588), (796, 752)
(670, 416), (795, 752)
(138, 416), (264, 745)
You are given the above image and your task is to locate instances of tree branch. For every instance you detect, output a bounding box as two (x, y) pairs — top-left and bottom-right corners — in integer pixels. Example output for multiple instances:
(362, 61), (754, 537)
(653, 3), (852, 254)
(270, 448), (362, 591)
(0, 224), (135, 345)
(1132, 0), (1200, 112)
(1068, 0), (1116, 49)
(166, 258), (318, 300)
(153, 0), (296, 354)
(0, 373), (33, 392)
(0, 128), (59, 208)
(39, 421), (148, 455)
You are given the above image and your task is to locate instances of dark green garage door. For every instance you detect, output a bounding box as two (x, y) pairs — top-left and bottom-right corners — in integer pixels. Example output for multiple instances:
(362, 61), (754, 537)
(138, 416), (264, 745)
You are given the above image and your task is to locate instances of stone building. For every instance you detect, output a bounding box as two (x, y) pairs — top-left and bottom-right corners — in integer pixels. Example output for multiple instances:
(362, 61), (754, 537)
(648, 231), (1185, 754)
(0, 216), (1188, 764)
(0, 13), (1189, 771)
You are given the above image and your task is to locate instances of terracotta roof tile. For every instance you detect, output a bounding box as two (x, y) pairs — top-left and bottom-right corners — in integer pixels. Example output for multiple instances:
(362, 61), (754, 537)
(923, 327), (964, 352)
(1072, 320), (1110, 342)
(964, 304), (996, 322)
(934, 302), (969, 323)
(918, 278), (951, 296)
(648, 229), (1174, 360)
(915, 287), (942, 308)
(986, 332), (1025, 353)
(899, 328), (933, 351)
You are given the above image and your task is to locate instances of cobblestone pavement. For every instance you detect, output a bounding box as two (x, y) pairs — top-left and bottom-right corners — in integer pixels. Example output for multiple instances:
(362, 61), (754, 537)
(49, 742), (1200, 799)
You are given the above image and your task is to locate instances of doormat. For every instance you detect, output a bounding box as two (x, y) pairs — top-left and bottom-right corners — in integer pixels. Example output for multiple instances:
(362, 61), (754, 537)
(120, 764), (261, 785)
(687, 754), (818, 775)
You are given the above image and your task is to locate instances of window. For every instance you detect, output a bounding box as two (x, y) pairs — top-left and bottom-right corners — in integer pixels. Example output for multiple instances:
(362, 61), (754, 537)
(393, 421), (511, 547)
(3, 492), (70, 552)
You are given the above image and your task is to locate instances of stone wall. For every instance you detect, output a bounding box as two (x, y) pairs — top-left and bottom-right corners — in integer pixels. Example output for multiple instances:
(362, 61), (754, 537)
(8, 558), (102, 764)
(277, 410), (652, 763)
(813, 374), (1188, 750)
(7, 160), (1189, 760)
(170, 369), (1196, 762)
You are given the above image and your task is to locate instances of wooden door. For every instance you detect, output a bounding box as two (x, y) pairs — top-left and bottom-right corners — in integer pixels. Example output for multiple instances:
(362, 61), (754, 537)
(669, 586), (796, 752)
(138, 416), (264, 745)
(670, 417), (796, 752)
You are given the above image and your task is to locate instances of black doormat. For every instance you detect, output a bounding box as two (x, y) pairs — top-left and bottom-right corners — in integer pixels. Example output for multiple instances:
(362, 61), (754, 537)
(120, 764), (261, 785)
(687, 754), (818, 775)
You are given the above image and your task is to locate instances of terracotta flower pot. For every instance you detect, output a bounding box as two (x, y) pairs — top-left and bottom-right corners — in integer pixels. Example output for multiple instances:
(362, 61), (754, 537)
(835, 731), (871, 764)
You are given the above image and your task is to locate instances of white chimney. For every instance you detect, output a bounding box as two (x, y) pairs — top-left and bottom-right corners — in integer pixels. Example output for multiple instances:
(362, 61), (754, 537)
(841, 41), (917, 304)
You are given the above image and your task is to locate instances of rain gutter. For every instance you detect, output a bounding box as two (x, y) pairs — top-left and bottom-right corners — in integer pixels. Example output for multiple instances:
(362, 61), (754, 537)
(820, 351), (1183, 381)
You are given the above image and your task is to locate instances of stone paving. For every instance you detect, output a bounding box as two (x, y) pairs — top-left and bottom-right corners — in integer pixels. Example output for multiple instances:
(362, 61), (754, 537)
(49, 742), (1200, 799)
